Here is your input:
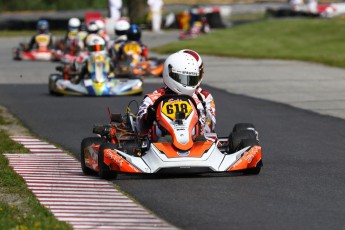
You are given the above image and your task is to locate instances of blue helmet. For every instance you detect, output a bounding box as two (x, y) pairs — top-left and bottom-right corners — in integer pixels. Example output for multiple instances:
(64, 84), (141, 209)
(127, 24), (141, 41)
(37, 20), (49, 33)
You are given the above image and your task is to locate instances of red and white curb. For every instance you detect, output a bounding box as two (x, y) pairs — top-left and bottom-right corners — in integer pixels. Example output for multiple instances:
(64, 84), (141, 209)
(5, 136), (176, 230)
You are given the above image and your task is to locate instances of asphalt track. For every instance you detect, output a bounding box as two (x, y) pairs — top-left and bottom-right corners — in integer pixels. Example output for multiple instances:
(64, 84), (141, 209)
(1, 37), (345, 229)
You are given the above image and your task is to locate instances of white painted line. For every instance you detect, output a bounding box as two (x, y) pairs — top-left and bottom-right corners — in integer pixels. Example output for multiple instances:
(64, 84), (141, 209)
(30, 187), (117, 192)
(36, 194), (126, 199)
(56, 217), (163, 223)
(51, 209), (148, 214)
(24, 145), (57, 148)
(24, 179), (110, 185)
(21, 176), (101, 181)
(42, 202), (139, 207)
(30, 149), (64, 152)
(53, 213), (156, 218)
(38, 197), (135, 203)
(48, 206), (145, 211)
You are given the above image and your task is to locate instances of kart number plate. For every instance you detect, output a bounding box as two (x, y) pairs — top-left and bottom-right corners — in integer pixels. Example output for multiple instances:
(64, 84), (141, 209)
(35, 35), (49, 44)
(123, 42), (141, 55)
(161, 100), (192, 120)
(93, 55), (105, 62)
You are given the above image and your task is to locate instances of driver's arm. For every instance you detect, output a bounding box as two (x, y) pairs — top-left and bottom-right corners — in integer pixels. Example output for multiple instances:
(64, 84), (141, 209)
(136, 96), (155, 133)
(28, 35), (36, 51)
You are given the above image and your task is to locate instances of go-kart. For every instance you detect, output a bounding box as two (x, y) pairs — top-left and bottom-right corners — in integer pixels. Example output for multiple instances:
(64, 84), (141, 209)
(179, 19), (210, 40)
(80, 94), (263, 179)
(132, 57), (165, 77)
(49, 54), (143, 96)
(13, 34), (53, 61)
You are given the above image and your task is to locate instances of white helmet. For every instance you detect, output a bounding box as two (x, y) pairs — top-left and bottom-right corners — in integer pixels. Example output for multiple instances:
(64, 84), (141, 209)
(68, 18), (81, 31)
(86, 35), (106, 55)
(178, 49), (204, 87)
(114, 19), (130, 36)
(163, 52), (200, 96)
(95, 20), (105, 33)
(87, 21), (99, 33)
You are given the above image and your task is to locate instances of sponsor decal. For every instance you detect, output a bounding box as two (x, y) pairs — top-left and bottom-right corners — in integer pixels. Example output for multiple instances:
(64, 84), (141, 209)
(177, 150), (190, 157)
(104, 149), (123, 167)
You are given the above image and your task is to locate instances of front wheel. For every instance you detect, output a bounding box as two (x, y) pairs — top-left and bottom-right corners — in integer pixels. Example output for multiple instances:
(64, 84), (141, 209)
(241, 138), (262, 175)
(80, 137), (104, 175)
(98, 143), (118, 180)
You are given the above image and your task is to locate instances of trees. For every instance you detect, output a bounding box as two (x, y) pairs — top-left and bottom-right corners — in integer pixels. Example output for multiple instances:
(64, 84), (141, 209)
(125, 0), (148, 25)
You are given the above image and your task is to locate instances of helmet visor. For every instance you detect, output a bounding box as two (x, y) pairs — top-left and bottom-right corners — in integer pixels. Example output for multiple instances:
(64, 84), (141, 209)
(169, 67), (199, 87)
(88, 44), (104, 52)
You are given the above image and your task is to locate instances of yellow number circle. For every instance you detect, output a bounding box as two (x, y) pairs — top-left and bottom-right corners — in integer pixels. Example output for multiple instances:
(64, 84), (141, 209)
(161, 100), (192, 120)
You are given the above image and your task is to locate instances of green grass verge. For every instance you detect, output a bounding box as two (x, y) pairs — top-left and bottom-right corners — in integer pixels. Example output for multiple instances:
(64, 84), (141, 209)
(0, 30), (65, 37)
(0, 115), (72, 229)
(153, 17), (345, 68)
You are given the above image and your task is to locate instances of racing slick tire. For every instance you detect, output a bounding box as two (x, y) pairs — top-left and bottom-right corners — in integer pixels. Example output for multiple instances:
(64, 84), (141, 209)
(232, 123), (256, 132)
(241, 138), (262, 175)
(80, 137), (104, 175)
(48, 74), (63, 96)
(228, 130), (257, 153)
(98, 143), (118, 180)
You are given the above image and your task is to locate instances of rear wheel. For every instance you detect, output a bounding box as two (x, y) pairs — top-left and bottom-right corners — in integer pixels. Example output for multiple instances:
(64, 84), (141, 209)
(98, 143), (118, 180)
(232, 123), (256, 132)
(228, 130), (257, 153)
(48, 74), (63, 96)
(80, 137), (103, 175)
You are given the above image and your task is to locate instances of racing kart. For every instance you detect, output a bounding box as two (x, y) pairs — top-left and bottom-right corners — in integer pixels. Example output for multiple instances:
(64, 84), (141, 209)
(80, 94), (263, 179)
(13, 34), (53, 61)
(13, 44), (53, 61)
(49, 54), (143, 96)
(132, 57), (165, 77)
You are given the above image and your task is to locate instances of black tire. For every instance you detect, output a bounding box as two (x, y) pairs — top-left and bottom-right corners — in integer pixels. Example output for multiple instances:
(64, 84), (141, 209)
(98, 143), (118, 180)
(48, 74), (63, 96)
(241, 139), (262, 175)
(80, 137), (103, 175)
(228, 130), (257, 153)
(232, 123), (256, 132)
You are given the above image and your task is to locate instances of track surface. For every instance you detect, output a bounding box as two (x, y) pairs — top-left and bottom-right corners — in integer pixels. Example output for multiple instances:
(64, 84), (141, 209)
(0, 83), (345, 230)
(1, 36), (345, 229)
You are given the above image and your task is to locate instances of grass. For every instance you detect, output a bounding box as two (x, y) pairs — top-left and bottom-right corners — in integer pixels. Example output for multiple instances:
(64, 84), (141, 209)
(0, 113), (72, 229)
(0, 30), (65, 37)
(153, 17), (345, 68)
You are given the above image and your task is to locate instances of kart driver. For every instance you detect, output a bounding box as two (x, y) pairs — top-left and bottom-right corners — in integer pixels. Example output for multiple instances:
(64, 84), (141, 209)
(108, 19), (130, 60)
(115, 24), (148, 66)
(73, 34), (114, 83)
(178, 49), (216, 133)
(28, 20), (54, 51)
(136, 51), (209, 136)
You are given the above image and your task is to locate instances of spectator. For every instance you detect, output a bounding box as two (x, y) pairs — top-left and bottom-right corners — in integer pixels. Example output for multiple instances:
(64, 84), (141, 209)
(108, 0), (122, 21)
(147, 0), (164, 33)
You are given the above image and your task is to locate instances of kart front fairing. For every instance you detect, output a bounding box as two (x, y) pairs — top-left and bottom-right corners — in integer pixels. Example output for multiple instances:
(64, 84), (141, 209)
(98, 138), (260, 174)
(53, 77), (143, 96)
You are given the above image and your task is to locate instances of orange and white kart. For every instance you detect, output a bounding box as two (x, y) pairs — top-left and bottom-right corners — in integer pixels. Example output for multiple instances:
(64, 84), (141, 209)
(13, 34), (53, 61)
(81, 95), (262, 179)
(132, 57), (165, 77)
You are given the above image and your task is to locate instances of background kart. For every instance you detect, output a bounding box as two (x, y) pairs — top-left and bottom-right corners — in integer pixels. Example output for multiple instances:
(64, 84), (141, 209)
(13, 45), (53, 61)
(80, 95), (263, 179)
(48, 73), (143, 96)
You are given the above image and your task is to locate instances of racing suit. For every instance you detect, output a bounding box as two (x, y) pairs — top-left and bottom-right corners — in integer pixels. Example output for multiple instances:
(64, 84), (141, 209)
(136, 87), (206, 135)
(28, 33), (54, 51)
(195, 87), (216, 133)
(108, 35), (127, 60)
(116, 40), (148, 66)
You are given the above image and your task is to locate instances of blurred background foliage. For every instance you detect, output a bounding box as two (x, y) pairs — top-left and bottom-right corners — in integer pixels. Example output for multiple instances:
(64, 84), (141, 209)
(0, 0), (107, 12)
